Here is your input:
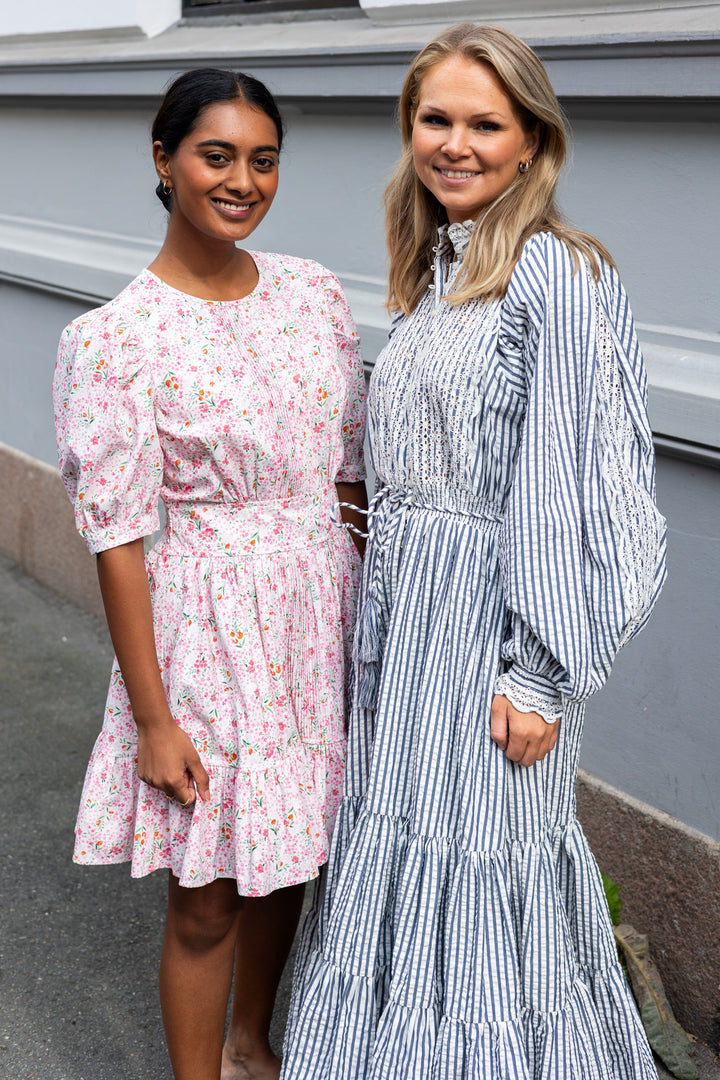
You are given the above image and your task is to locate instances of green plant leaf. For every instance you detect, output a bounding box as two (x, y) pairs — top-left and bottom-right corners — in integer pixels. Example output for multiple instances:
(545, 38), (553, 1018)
(601, 871), (622, 927)
(614, 923), (698, 1080)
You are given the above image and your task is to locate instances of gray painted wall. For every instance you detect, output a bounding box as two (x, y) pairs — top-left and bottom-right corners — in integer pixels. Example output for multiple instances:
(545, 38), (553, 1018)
(583, 454), (720, 839)
(2, 102), (718, 333)
(3, 97), (719, 460)
(1, 60), (718, 840)
(0, 284), (82, 466)
(560, 104), (720, 335)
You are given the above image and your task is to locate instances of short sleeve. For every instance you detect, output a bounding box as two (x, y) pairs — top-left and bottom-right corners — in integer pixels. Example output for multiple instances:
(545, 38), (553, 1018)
(53, 307), (163, 554)
(320, 271), (366, 484)
(496, 234), (666, 713)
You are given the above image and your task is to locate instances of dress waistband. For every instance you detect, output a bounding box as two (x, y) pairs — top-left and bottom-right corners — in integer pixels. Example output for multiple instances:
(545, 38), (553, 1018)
(345, 484), (503, 536)
(158, 495), (337, 557)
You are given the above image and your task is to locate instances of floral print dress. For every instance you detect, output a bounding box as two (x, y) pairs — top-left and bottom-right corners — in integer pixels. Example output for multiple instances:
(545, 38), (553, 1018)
(54, 253), (366, 896)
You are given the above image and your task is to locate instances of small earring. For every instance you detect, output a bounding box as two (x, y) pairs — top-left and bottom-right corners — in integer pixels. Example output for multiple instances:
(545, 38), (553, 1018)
(518, 158), (533, 174)
(162, 180), (173, 195)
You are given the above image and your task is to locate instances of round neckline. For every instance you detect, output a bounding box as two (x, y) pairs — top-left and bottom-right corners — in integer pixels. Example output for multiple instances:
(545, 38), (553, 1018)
(142, 253), (264, 304)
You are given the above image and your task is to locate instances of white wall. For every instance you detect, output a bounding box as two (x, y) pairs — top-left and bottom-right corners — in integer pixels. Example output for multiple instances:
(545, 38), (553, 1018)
(0, 0), (181, 39)
(359, 0), (720, 27)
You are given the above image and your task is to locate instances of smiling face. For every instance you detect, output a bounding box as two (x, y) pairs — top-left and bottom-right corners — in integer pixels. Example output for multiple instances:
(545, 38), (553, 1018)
(153, 98), (280, 245)
(411, 54), (539, 224)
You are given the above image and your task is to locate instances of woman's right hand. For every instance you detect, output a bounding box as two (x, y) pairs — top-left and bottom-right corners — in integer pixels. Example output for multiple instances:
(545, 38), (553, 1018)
(490, 694), (559, 767)
(96, 539), (211, 808)
(137, 719), (211, 807)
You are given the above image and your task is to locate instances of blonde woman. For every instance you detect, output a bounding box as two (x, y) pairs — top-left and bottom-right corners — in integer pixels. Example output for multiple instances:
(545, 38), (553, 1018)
(281, 23), (666, 1080)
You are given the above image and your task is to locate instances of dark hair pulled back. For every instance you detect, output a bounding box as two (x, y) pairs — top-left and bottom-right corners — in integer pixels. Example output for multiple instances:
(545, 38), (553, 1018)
(152, 68), (284, 210)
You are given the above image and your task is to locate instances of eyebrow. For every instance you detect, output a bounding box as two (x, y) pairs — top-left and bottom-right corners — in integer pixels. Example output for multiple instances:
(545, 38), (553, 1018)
(419, 105), (504, 120)
(195, 139), (279, 153)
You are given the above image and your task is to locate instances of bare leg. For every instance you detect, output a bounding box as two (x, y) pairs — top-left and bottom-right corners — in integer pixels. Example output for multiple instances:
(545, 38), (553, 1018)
(221, 881), (306, 1080)
(161, 874), (242, 1080)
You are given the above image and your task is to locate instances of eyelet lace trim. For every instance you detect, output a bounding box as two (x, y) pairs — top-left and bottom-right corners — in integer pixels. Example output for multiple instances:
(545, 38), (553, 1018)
(590, 269), (666, 645)
(495, 673), (562, 724)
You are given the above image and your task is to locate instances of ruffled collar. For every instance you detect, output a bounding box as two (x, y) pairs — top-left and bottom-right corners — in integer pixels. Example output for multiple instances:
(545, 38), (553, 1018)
(436, 219), (476, 262)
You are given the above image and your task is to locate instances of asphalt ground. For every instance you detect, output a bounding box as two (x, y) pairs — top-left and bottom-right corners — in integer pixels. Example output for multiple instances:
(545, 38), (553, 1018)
(1, 553), (719, 1080)
(0, 555), (302, 1080)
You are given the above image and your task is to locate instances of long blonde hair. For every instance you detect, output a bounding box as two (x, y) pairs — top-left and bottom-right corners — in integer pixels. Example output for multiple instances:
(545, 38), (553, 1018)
(385, 23), (614, 314)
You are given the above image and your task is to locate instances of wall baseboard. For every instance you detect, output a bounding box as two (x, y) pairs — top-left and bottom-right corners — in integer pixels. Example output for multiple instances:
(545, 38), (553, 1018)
(577, 768), (720, 1048)
(0, 441), (103, 617)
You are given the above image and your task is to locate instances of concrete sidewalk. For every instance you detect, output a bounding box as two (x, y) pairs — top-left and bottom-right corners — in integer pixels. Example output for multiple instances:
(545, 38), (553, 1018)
(1, 554), (718, 1080)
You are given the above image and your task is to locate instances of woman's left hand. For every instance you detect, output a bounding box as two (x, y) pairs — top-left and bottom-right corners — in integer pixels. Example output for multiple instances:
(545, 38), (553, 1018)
(490, 694), (559, 767)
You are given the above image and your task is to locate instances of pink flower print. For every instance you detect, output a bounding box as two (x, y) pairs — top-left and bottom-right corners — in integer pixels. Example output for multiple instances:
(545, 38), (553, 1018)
(64, 254), (364, 894)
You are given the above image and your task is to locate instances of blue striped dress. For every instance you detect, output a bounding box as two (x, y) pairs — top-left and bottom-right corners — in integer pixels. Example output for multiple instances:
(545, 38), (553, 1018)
(281, 225), (667, 1079)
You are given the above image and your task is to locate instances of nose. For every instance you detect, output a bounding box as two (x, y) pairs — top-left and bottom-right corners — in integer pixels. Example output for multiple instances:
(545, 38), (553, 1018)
(441, 125), (470, 159)
(225, 159), (253, 195)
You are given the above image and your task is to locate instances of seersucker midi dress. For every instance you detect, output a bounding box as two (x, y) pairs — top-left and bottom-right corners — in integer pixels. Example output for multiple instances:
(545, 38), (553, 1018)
(281, 225), (667, 1078)
(54, 253), (366, 897)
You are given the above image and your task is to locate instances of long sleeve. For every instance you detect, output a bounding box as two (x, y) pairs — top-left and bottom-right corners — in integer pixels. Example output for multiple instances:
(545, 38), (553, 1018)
(496, 233), (666, 716)
(53, 305), (163, 554)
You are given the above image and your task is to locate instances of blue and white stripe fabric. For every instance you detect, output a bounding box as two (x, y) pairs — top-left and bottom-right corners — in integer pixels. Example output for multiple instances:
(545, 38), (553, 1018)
(281, 226), (666, 1080)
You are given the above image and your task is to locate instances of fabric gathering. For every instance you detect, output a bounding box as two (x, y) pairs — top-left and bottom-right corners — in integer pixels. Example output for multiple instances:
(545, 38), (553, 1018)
(54, 256), (366, 895)
(280, 224), (667, 1079)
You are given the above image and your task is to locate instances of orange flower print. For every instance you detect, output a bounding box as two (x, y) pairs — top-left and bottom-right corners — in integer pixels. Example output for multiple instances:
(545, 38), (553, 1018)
(60, 254), (365, 894)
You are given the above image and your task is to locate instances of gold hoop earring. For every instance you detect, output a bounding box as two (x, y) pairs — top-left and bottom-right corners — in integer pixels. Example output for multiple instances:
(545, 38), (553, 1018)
(162, 180), (173, 195)
(518, 159), (533, 174)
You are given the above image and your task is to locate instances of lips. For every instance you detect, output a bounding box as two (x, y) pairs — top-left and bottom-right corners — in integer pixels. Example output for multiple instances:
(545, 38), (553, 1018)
(437, 168), (478, 178)
(211, 197), (254, 218)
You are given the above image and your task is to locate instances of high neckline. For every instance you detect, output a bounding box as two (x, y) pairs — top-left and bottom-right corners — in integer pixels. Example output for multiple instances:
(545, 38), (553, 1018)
(437, 219), (476, 262)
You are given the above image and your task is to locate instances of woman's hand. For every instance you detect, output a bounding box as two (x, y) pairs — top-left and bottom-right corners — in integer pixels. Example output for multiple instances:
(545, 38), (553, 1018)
(137, 720), (210, 807)
(97, 538), (210, 806)
(490, 694), (559, 767)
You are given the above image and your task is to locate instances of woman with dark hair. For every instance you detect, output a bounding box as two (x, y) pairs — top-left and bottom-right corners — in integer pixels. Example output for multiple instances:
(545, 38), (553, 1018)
(282, 24), (665, 1080)
(54, 68), (366, 1080)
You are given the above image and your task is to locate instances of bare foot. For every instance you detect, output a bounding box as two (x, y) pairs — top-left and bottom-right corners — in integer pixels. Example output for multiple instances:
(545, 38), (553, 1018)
(220, 1043), (281, 1080)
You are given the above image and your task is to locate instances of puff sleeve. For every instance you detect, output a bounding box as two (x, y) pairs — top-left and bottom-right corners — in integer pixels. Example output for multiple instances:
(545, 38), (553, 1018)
(320, 271), (366, 484)
(53, 307), (163, 554)
(494, 234), (667, 719)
